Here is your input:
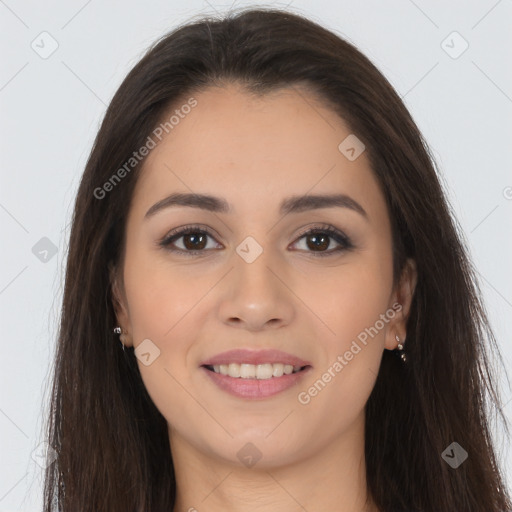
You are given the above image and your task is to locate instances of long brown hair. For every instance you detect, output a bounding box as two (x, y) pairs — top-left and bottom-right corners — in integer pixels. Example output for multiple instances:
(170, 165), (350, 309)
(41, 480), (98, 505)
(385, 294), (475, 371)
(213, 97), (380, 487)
(42, 7), (511, 511)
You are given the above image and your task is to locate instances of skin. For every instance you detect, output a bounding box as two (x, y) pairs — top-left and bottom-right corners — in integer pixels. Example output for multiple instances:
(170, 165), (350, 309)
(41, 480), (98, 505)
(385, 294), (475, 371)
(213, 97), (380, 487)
(111, 82), (417, 512)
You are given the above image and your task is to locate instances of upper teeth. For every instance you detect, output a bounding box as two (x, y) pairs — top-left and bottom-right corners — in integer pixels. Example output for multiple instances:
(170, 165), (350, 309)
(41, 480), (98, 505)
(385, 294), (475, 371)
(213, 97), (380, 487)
(212, 363), (303, 379)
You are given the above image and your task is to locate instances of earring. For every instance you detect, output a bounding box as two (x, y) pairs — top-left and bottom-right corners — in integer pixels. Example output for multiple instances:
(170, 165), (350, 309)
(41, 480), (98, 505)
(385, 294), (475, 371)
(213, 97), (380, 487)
(113, 326), (126, 351)
(395, 334), (407, 362)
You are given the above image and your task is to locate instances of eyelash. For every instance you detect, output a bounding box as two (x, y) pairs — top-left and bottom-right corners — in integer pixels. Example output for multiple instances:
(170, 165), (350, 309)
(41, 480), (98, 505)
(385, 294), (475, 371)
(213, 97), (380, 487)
(158, 223), (354, 257)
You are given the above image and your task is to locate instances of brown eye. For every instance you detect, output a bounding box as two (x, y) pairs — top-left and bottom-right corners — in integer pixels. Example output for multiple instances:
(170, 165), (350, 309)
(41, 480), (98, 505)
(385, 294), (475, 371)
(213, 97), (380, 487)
(160, 226), (221, 254)
(181, 232), (208, 250)
(291, 225), (354, 257)
(305, 232), (330, 251)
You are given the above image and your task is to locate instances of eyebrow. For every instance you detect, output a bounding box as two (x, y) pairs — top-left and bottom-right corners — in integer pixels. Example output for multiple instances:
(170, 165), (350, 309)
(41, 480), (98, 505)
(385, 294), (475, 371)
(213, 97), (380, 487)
(144, 192), (368, 220)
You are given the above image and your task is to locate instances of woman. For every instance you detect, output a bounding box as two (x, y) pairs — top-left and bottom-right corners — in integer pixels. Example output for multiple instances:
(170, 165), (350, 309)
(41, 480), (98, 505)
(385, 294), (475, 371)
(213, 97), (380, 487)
(42, 7), (511, 512)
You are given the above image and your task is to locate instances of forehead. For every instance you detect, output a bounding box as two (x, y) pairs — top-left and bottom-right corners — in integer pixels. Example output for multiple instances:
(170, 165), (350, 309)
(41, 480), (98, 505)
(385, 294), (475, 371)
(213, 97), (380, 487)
(130, 83), (386, 221)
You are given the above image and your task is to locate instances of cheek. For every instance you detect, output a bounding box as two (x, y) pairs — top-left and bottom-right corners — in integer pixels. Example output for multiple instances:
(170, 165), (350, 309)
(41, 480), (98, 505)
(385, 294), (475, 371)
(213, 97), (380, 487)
(295, 255), (392, 414)
(122, 243), (221, 362)
(123, 246), (211, 340)
(122, 251), (210, 427)
(298, 255), (393, 347)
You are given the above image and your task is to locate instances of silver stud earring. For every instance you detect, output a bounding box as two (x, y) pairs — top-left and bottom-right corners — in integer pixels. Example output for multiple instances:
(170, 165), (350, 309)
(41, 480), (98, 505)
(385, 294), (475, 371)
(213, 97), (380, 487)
(395, 334), (407, 362)
(113, 326), (126, 351)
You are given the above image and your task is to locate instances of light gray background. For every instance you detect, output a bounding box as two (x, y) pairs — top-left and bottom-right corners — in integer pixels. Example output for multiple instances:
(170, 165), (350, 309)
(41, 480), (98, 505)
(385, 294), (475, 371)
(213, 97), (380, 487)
(1, 1), (511, 510)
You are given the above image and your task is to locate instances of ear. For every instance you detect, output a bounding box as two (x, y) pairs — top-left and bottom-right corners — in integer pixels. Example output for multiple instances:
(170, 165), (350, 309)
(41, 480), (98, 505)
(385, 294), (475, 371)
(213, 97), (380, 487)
(109, 262), (132, 346)
(384, 258), (417, 350)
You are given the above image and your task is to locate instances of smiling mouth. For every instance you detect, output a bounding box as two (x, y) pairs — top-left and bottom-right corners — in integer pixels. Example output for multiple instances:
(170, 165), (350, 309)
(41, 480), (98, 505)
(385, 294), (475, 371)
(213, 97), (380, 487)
(202, 363), (311, 379)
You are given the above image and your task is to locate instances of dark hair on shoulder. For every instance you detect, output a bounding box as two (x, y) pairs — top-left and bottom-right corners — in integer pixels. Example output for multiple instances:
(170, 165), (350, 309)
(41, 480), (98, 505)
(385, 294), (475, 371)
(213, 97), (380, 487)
(42, 6), (511, 512)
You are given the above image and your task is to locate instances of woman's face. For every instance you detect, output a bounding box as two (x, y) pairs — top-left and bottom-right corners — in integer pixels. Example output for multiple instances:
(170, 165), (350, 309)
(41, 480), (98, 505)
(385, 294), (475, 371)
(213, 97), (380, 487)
(112, 83), (415, 468)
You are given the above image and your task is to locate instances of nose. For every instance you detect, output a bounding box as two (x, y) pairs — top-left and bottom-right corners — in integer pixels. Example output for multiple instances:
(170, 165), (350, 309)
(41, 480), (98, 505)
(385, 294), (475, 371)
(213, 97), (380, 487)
(216, 243), (295, 332)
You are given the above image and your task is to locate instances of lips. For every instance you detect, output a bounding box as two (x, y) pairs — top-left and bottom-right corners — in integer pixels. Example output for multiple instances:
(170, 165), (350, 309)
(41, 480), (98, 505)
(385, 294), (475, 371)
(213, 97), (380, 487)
(200, 348), (312, 368)
(201, 364), (313, 399)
